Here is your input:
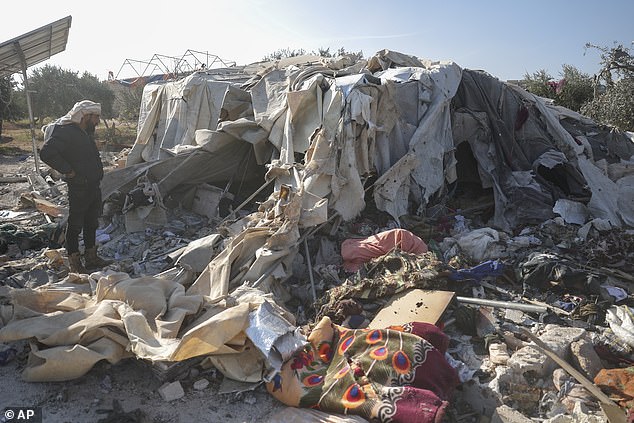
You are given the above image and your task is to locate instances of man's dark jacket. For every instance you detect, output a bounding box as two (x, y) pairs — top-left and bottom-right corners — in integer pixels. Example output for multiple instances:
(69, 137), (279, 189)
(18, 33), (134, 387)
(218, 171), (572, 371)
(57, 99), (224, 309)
(40, 124), (104, 187)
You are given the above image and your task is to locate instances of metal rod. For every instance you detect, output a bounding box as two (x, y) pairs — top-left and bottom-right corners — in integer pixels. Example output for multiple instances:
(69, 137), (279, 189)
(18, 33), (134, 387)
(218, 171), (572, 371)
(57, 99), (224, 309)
(304, 238), (317, 303)
(223, 178), (274, 222)
(251, 258), (284, 289)
(455, 296), (548, 314)
(14, 41), (40, 174)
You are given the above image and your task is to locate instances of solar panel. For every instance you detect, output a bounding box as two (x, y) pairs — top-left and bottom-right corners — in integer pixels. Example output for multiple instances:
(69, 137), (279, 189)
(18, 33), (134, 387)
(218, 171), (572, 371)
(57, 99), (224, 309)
(0, 16), (72, 78)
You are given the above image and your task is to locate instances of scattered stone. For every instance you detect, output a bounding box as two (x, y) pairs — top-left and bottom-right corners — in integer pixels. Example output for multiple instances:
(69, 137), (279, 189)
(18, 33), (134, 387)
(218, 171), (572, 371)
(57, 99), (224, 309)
(487, 366), (540, 414)
(491, 404), (533, 423)
(570, 338), (603, 380)
(507, 345), (550, 378)
(504, 309), (526, 325)
(458, 379), (500, 417)
(540, 325), (586, 351)
(489, 342), (510, 365)
(543, 415), (575, 423)
(542, 401), (606, 423)
(158, 381), (185, 402)
(561, 384), (596, 412)
(508, 326), (586, 378)
(193, 378), (209, 391)
(501, 331), (528, 351)
(552, 368), (572, 391)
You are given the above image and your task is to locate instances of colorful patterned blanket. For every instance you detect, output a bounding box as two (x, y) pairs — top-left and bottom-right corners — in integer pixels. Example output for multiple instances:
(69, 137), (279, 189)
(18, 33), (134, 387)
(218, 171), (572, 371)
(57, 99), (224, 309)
(267, 317), (459, 422)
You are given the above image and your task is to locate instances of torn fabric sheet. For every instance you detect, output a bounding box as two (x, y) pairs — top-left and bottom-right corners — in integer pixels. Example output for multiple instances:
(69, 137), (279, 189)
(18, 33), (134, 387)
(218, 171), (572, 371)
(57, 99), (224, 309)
(171, 233), (223, 273)
(0, 271), (301, 382)
(128, 74), (231, 165)
(577, 157), (623, 226)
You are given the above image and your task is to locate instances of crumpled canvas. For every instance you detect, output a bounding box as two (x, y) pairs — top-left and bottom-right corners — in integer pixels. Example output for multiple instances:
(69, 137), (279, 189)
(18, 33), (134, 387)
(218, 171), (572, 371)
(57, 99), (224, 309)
(0, 272), (274, 382)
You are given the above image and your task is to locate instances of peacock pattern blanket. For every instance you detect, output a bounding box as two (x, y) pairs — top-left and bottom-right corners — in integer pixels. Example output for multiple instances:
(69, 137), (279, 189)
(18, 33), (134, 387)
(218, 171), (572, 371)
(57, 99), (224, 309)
(267, 316), (459, 422)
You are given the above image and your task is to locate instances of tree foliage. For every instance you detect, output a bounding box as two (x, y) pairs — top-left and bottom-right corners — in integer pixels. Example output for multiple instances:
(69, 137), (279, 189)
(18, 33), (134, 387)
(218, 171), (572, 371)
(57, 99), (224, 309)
(581, 43), (634, 131)
(28, 65), (115, 122)
(112, 83), (144, 121)
(523, 69), (554, 99)
(586, 42), (634, 89)
(262, 46), (363, 62)
(557, 64), (594, 112)
(262, 48), (307, 61)
(582, 75), (634, 131)
(0, 76), (23, 139)
(523, 65), (593, 112)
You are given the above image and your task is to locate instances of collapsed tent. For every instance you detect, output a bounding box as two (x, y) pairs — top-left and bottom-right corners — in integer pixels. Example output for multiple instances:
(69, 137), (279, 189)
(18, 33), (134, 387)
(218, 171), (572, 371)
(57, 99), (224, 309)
(2, 49), (634, 393)
(452, 70), (634, 230)
(114, 49), (634, 233)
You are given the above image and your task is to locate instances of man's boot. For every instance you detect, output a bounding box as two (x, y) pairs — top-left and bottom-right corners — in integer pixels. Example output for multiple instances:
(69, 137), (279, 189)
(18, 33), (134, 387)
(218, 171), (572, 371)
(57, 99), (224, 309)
(68, 252), (87, 274)
(84, 246), (112, 270)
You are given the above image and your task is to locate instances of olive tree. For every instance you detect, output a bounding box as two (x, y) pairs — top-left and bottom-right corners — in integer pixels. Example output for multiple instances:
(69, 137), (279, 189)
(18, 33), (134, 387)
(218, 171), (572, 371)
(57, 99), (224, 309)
(523, 65), (593, 112)
(581, 43), (634, 131)
(28, 65), (114, 122)
(0, 76), (23, 138)
(263, 46), (363, 61)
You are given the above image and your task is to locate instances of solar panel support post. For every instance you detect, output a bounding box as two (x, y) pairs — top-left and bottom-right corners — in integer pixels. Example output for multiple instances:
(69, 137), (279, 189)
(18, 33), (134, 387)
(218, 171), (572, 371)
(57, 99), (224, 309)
(13, 42), (40, 174)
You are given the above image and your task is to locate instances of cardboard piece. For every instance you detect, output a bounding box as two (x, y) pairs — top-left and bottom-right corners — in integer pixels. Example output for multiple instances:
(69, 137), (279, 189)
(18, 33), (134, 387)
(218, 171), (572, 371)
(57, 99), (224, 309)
(369, 289), (455, 328)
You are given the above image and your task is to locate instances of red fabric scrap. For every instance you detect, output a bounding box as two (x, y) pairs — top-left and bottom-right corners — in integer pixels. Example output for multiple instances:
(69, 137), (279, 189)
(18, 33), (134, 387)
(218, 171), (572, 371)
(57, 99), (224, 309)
(341, 228), (428, 272)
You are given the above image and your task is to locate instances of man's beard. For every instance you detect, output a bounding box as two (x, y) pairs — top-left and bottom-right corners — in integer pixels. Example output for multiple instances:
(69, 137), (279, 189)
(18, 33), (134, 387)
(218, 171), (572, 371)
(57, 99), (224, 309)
(86, 123), (96, 135)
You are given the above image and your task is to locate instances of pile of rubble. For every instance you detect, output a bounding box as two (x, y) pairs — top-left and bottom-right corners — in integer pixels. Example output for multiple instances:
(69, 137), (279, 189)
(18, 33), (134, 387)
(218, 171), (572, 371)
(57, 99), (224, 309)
(1, 49), (633, 422)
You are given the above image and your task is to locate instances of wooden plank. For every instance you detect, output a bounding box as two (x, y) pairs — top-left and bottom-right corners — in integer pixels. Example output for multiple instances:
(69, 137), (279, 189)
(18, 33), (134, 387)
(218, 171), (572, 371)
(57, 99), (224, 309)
(600, 403), (627, 423)
(32, 197), (67, 218)
(369, 289), (455, 328)
(0, 176), (28, 183)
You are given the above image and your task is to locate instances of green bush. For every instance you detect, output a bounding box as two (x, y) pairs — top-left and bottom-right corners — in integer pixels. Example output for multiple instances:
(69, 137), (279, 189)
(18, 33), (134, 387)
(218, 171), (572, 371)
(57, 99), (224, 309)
(523, 65), (593, 112)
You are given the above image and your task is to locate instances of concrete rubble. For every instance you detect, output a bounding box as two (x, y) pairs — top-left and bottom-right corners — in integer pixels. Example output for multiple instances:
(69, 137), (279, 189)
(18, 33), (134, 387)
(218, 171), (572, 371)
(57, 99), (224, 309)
(1, 49), (633, 422)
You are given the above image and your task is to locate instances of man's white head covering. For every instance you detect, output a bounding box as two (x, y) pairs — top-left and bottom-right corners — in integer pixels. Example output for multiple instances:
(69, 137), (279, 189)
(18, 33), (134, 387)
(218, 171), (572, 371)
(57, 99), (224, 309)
(65, 100), (101, 123)
(41, 100), (101, 138)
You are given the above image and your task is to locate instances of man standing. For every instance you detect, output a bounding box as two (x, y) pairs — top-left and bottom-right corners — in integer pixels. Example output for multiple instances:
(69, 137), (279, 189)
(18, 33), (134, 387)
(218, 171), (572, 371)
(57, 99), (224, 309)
(40, 100), (112, 274)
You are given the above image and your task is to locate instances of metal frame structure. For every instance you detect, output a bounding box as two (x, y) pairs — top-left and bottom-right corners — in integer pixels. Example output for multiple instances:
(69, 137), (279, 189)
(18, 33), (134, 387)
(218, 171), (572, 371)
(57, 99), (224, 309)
(114, 49), (237, 80)
(0, 16), (72, 173)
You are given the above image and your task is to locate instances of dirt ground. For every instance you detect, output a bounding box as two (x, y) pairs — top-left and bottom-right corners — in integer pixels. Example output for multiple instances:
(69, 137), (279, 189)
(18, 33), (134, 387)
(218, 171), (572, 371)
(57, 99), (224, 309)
(0, 151), (288, 423)
(2, 342), (284, 423)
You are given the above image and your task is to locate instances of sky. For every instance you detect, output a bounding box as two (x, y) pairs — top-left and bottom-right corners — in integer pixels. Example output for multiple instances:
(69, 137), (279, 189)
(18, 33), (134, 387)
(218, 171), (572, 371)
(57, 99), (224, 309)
(3, 0), (634, 82)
